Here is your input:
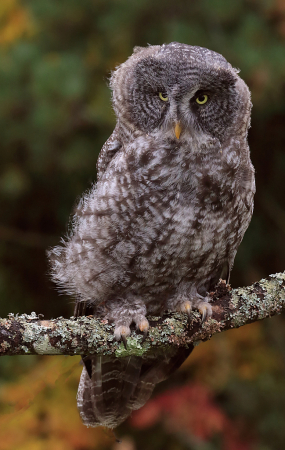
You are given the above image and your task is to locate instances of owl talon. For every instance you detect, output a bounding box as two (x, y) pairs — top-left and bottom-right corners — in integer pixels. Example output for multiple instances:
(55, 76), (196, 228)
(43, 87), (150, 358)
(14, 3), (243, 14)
(137, 318), (149, 333)
(114, 325), (131, 348)
(121, 334), (128, 349)
(179, 301), (192, 322)
(141, 329), (148, 343)
(135, 317), (149, 342)
(198, 302), (212, 323)
(186, 308), (192, 322)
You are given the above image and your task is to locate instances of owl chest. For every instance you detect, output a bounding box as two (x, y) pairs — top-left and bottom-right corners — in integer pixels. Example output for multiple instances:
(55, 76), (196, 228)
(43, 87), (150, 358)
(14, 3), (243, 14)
(153, 159), (239, 219)
(123, 146), (251, 260)
(142, 161), (246, 253)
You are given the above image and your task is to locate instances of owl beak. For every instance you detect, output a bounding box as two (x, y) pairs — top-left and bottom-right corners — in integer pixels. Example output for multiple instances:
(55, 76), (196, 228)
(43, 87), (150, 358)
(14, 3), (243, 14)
(175, 122), (182, 139)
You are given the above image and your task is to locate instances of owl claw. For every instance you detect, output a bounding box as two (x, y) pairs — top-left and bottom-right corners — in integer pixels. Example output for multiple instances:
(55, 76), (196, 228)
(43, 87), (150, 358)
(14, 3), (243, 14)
(179, 301), (192, 321)
(137, 318), (149, 332)
(135, 317), (149, 343)
(198, 302), (212, 323)
(114, 325), (131, 348)
(141, 329), (148, 343)
(177, 298), (212, 323)
(186, 308), (192, 322)
(121, 334), (128, 349)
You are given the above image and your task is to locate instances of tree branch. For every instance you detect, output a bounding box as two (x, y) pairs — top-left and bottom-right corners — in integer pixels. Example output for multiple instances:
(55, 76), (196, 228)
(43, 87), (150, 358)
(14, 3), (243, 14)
(1, 272), (285, 358)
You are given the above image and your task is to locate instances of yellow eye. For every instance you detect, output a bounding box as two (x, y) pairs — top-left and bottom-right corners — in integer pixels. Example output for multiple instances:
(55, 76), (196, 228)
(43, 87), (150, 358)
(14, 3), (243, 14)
(196, 94), (208, 105)
(159, 92), (168, 102)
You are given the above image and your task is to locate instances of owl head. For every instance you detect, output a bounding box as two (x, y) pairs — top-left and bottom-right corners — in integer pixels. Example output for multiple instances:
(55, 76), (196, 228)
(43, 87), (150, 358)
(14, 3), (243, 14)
(110, 42), (251, 143)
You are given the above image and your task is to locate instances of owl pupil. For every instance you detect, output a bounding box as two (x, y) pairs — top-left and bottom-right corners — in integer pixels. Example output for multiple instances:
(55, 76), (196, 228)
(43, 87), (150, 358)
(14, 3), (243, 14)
(159, 91), (168, 101)
(195, 93), (208, 105)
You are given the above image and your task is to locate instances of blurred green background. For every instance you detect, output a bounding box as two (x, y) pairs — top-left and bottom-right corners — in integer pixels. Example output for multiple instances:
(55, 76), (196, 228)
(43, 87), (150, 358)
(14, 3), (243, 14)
(0, 0), (285, 449)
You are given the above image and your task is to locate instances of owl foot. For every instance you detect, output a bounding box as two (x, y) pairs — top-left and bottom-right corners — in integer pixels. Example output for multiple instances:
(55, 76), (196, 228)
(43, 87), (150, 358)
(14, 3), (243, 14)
(136, 317), (149, 342)
(113, 316), (149, 348)
(197, 301), (212, 322)
(114, 325), (131, 349)
(176, 296), (212, 323)
(179, 301), (192, 321)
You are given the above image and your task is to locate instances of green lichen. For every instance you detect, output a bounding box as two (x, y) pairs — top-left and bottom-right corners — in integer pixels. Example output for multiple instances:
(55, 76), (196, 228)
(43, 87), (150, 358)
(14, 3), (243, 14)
(22, 325), (38, 343)
(1, 272), (285, 357)
(33, 335), (62, 355)
(269, 272), (285, 284)
(115, 337), (147, 358)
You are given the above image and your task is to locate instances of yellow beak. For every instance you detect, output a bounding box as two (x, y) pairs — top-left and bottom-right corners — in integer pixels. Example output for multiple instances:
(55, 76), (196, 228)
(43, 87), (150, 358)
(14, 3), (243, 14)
(175, 122), (182, 139)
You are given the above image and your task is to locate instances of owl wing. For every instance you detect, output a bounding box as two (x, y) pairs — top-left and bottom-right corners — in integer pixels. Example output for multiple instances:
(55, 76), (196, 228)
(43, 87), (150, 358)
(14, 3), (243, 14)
(73, 127), (122, 316)
(96, 125), (122, 181)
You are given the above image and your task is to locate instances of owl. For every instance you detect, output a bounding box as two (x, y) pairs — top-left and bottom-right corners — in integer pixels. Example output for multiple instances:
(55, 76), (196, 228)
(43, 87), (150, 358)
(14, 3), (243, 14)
(48, 42), (255, 428)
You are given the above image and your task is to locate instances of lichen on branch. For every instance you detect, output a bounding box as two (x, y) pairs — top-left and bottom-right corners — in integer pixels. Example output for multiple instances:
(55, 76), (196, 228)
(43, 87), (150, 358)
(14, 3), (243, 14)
(0, 272), (284, 357)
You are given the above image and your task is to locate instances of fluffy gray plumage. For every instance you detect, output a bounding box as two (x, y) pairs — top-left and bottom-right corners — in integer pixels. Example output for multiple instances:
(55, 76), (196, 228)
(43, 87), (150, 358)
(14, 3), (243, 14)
(48, 42), (255, 428)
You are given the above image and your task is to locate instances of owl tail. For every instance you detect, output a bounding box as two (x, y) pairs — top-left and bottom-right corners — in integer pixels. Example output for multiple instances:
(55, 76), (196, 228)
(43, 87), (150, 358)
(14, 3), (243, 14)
(76, 346), (193, 429)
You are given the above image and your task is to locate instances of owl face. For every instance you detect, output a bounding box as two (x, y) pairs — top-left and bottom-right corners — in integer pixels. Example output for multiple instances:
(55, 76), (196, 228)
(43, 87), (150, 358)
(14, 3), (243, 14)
(111, 43), (250, 142)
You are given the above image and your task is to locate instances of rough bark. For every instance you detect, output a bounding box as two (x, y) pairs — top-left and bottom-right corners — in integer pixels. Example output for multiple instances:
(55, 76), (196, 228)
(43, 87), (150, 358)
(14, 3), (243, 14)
(0, 272), (284, 358)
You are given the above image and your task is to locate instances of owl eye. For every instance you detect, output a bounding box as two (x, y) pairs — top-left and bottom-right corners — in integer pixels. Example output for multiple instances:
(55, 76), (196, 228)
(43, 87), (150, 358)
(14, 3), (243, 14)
(159, 92), (168, 102)
(196, 94), (208, 105)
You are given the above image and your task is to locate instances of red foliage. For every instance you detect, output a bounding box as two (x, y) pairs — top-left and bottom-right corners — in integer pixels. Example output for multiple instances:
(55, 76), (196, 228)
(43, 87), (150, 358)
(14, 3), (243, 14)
(130, 383), (254, 450)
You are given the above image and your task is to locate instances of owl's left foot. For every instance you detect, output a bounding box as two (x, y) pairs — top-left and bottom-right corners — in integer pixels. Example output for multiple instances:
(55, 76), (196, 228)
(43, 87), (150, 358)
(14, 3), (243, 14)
(176, 296), (212, 323)
(196, 301), (212, 322)
(179, 300), (192, 321)
(136, 317), (149, 342)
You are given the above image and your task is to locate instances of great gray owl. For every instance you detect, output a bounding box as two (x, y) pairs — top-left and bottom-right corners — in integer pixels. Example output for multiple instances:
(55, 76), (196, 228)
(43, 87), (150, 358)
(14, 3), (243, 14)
(48, 42), (255, 428)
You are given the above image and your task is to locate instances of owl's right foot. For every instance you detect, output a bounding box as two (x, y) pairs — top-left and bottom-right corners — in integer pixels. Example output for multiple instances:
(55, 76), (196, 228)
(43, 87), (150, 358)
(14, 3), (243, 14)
(114, 325), (131, 349)
(179, 300), (192, 321)
(114, 315), (149, 348)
